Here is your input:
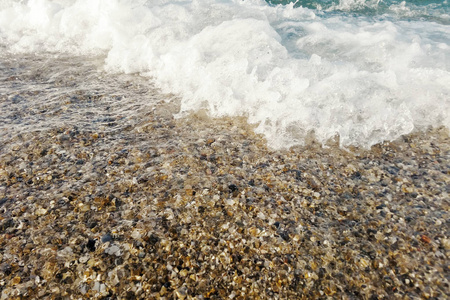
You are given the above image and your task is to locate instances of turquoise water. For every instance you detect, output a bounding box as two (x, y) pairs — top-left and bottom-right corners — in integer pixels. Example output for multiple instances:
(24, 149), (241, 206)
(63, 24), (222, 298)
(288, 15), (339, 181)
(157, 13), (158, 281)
(268, 0), (450, 24)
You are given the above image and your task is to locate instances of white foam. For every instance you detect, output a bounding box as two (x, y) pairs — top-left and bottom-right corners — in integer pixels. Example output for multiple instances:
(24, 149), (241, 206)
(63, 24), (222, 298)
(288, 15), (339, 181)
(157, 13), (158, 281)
(327, 0), (381, 11)
(1, 0), (449, 148)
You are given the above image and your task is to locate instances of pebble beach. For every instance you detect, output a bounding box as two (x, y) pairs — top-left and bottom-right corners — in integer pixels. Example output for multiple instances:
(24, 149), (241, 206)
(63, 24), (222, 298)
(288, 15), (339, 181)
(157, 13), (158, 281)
(1, 55), (449, 299)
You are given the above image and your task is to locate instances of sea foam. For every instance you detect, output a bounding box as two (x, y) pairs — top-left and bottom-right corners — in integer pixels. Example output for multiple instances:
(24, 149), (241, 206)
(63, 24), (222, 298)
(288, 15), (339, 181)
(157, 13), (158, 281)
(0, 0), (449, 148)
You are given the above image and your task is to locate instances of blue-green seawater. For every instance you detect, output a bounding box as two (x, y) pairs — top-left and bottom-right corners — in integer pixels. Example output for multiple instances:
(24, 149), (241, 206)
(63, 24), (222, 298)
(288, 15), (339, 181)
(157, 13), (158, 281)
(268, 0), (449, 24)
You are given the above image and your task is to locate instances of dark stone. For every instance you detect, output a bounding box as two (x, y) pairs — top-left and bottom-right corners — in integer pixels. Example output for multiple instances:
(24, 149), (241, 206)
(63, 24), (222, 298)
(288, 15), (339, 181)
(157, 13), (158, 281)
(62, 274), (74, 284)
(137, 176), (148, 184)
(101, 233), (112, 243)
(148, 234), (160, 245)
(11, 95), (25, 103)
(125, 291), (135, 300)
(1, 264), (12, 276)
(386, 166), (399, 175)
(1, 218), (14, 231)
(86, 239), (96, 252)
(160, 217), (169, 231)
(228, 184), (238, 193)
(290, 169), (302, 180)
(342, 192), (352, 199)
(376, 203), (386, 209)
(280, 230), (290, 242)
(88, 221), (97, 229)
(367, 228), (377, 235)
(257, 163), (269, 169)
(115, 257), (124, 266)
(318, 268), (327, 279)
(351, 172), (362, 179)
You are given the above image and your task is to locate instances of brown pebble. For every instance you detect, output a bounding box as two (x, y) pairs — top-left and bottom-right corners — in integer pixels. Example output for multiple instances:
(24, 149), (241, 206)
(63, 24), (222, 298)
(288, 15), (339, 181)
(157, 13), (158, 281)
(421, 235), (431, 244)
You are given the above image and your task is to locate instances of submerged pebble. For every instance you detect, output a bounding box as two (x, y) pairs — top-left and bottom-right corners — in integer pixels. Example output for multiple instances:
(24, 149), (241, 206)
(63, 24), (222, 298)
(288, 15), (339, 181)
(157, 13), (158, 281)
(0, 55), (449, 299)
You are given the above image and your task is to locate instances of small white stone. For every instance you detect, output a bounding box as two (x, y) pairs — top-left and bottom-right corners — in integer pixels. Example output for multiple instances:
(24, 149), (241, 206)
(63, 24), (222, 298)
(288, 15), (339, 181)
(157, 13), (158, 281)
(105, 245), (121, 256)
(257, 212), (266, 220)
(79, 255), (90, 263)
(225, 199), (235, 206)
(131, 229), (142, 239)
(441, 238), (450, 250)
(35, 207), (47, 216)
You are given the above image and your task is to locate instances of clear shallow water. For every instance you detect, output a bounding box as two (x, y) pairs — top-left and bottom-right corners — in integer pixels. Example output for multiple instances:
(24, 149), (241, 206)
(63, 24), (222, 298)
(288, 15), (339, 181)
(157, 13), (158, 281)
(0, 53), (163, 142)
(0, 0), (449, 148)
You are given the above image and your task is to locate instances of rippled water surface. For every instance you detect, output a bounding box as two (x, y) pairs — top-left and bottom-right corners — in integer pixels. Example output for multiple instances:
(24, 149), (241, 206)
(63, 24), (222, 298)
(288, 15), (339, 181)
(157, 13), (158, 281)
(0, 53), (170, 142)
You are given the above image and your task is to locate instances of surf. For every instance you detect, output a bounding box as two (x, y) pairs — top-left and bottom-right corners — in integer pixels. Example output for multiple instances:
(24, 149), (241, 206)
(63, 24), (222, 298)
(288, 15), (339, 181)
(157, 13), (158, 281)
(0, 0), (449, 148)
